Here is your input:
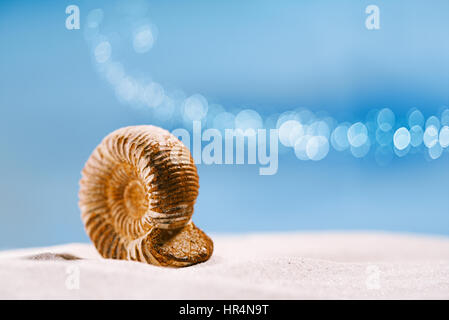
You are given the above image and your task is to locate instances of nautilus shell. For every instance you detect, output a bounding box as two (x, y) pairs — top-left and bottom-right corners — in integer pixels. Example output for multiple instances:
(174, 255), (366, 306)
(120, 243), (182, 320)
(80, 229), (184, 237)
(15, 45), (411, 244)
(79, 125), (213, 267)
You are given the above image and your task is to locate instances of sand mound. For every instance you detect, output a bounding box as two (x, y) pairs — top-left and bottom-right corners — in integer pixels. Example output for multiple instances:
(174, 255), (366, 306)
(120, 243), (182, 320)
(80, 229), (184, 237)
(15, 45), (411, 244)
(1, 232), (448, 299)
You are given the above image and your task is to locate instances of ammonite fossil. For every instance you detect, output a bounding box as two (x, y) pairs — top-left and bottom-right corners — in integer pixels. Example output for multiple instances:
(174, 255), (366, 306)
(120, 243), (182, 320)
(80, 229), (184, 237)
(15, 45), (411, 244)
(79, 125), (213, 267)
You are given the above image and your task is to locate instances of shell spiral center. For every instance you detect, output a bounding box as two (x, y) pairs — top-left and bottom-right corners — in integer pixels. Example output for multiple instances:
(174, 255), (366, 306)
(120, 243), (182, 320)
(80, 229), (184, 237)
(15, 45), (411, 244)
(123, 180), (147, 219)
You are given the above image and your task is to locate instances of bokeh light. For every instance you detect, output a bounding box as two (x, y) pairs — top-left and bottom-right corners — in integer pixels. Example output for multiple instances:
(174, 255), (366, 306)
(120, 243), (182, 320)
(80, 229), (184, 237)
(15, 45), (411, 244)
(441, 108), (449, 126)
(132, 24), (155, 53)
(235, 109), (263, 134)
(347, 122), (368, 147)
(296, 109), (315, 125)
(288, 122), (305, 147)
(206, 103), (225, 128)
(183, 94), (208, 121)
(394, 145), (410, 157)
(377, 108), (395, 132)
(350, 139), (371, 158)
(375, 128), (393, 146)
(213, 112), (235, 132)
(86, 9), (104, 29)
(306, 136), (329, 161)
(115, 76), (138, 102)
(276, 111), (299, 129)
(423, 125), (439, 148)
(439, 126), (449, 148)
(279, 120), (301, 147)
(94, 41), (112, 63)
(410, 125), (424, 147)
(426, 116), (440, 130)
(393, 127), (411, 150)
(408, 109), (424, 128)
(428, 143), (443, 160)
(307, 121), (330, 138)
(104, 62), (125, 85)
(143, 82), (164, 108)
(294, 135), (311, 160)
(330, 124), (350, 151)
(84, 9), (447, 166)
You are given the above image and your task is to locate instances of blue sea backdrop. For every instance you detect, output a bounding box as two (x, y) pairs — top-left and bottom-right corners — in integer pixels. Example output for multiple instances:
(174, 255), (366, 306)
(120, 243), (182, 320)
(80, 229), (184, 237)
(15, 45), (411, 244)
(0, 0), (448, 249)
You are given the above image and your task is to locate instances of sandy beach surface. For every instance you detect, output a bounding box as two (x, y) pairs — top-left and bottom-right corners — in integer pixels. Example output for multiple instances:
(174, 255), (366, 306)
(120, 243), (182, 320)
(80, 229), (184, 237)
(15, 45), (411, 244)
(1, 232), (448, 299)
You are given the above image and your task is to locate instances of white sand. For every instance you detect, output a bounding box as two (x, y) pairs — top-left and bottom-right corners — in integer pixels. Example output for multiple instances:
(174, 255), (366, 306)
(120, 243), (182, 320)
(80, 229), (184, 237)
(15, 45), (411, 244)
(1, 232), (448, 299)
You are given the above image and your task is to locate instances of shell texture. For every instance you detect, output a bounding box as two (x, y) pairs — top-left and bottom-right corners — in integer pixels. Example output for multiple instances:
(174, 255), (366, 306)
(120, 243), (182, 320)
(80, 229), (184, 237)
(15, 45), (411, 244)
(79, 125), (213, 267)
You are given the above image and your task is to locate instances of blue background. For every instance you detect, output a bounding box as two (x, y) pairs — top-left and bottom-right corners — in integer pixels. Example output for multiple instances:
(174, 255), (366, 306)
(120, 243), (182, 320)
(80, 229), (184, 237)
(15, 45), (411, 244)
(0, 0), (448, 249)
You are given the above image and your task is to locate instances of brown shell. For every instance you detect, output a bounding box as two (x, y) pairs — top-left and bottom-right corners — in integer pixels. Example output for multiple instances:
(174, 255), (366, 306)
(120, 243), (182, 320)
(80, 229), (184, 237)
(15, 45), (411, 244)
(78, 125), (213, 267)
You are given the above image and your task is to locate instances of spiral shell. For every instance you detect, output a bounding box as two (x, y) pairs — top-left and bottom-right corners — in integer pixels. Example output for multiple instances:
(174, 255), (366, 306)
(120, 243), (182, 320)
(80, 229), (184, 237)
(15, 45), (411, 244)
(79, 125), (213, 267)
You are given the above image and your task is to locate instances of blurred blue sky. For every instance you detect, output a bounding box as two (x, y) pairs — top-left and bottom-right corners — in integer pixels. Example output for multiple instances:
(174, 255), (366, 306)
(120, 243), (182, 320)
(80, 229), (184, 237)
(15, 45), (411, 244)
(0, 0), (448, 249)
